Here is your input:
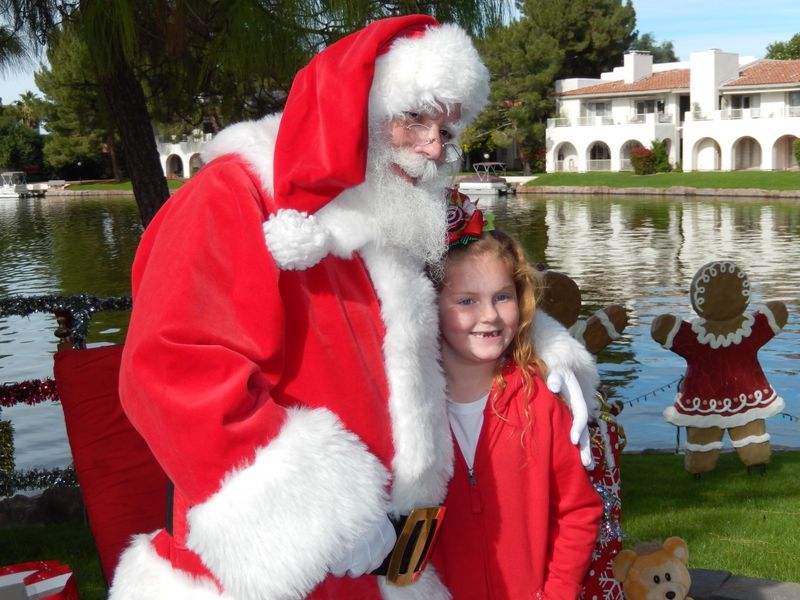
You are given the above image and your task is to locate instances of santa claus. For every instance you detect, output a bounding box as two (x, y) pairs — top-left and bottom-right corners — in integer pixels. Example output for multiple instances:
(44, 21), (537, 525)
(109, 15), (598, 600)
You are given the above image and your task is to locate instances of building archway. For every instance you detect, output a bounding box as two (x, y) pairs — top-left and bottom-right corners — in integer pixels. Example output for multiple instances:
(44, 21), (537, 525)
(772, 135), (798, 170)
(189, 154), (204, 176)
(732, 136), (762, 170)
(692, 138), (721, 171)
(166, 154), (184, 178)
(555, 142), (578, 172)
(587, 142), (611, 172)
(620, 140), (644, 171)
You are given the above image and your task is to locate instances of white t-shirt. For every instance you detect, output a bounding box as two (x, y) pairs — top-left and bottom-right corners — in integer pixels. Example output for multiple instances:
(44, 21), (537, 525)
(447, 393), (489, 470)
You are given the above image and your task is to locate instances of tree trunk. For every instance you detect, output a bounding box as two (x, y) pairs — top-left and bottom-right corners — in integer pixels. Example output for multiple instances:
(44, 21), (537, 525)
(99, 57), (169, 227)
(106, 132), (123, 181)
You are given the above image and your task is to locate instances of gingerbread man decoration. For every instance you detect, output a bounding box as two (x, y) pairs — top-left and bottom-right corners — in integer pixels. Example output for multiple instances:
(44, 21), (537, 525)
(651, 261), (788, 474)
(536, 267), (629, 600)
(537, 268), (629, 354)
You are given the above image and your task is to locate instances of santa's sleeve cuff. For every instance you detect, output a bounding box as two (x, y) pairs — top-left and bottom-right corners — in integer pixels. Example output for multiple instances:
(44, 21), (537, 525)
(186, 406), (391, 599)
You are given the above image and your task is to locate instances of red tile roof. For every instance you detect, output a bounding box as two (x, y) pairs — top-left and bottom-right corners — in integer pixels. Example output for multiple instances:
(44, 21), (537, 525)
(723, 60), (800, 87)
(559, 69), (689, 96)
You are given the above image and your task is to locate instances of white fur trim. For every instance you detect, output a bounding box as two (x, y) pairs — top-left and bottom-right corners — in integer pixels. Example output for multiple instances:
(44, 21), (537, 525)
(594, 309), (622, 339)
(762, 304), (782, 334)
(663, 318), (681, 349)
(568, 319), (587, 345)
(685, 440), (724, 452)
(201, 114), (280, 197)
(369, 24), (489, 130)
(534, 311), (600, 416)
(263, 209), (333, 270)
(186, 407), (390, 600)
(663, 395), (784, 428)
(361, 244), (453, 511)
(379, 565), (451, 600)
(109, 534), (230, 600)
(731, 433), (771, 448)
(691, 312), (755, 349)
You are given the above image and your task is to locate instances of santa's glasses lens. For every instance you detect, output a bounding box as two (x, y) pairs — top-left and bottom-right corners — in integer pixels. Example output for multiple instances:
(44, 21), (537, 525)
(405, 124), (463, 163)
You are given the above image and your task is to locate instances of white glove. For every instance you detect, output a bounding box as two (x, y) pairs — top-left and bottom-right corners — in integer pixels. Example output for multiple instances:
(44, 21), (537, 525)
(328, 515), (397, 578)
(546, 368), (595, 470)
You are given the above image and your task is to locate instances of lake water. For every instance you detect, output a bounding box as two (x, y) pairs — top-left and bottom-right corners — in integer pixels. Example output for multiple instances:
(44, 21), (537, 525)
(1, 192), (798, 471)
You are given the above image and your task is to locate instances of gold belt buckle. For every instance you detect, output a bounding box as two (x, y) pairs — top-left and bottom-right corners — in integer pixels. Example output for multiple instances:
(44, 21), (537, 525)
(385, 506), (447, 586)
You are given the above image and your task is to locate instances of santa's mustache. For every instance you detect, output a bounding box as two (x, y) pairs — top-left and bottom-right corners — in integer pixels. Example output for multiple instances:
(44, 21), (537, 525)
(389, 147), (441, 182)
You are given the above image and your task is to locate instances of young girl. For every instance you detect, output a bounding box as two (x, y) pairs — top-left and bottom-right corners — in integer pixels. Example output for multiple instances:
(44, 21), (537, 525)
(431, 196), (602, 600)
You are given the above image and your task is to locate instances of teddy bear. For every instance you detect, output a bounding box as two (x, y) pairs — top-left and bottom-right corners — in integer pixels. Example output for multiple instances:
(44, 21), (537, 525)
(650, 261), (788, 475)
(612, 537), (693, 600)
(535, 267), (629, 600)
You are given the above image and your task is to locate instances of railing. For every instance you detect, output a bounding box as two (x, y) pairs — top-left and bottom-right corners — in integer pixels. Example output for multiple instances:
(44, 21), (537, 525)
(619, 159), (633, 172)
(577, 116), (615, 127)
(554, 159), (578, 172)
(722, 108), (762, 120)
(0, 294), (132, 496)
(783, 106), (800, 117)
(547, 117), (571, 128)
(587, 159), (611, 172)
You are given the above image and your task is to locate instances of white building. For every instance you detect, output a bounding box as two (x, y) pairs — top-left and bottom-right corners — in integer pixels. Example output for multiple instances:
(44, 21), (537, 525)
(156, 130), (211, 179)
(546, 50), (800, 172)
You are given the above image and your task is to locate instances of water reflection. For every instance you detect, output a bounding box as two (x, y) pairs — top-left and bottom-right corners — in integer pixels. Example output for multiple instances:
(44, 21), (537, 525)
(485, 193), (800, 452)
(0, 193), (798, 469)
(0, 196), (142, 469)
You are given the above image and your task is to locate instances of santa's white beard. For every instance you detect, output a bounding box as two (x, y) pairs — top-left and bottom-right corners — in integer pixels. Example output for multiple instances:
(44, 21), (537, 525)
(359, 141), (449, 270)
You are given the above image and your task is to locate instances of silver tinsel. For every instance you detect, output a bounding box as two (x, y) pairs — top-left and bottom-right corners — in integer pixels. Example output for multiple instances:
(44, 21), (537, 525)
(0, 466), (77, 497)
(0, 293), (132, 349)
(594, 481), (623, 544)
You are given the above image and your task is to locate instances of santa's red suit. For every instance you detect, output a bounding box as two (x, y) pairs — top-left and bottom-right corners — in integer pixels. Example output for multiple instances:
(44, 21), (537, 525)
(109, 16), (598, 600)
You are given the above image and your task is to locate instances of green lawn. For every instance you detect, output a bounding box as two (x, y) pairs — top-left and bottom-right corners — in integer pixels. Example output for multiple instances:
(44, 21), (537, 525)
(620, 450), (800, 582)
(1, 522), (106, 600)
(66, 179), (185, 191)
(525, 171), (800, 190)
(4, 451), (798, 597)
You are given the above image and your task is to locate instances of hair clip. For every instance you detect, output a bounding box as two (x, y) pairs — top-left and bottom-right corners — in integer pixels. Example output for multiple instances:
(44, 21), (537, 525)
(446, 188), (495, 247)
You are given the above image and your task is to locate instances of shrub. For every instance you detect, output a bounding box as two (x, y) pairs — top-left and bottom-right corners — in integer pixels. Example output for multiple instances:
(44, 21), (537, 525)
(630, 146), (656, 175)
(651, 139), (672, 173)
(793, 139), (800, 167)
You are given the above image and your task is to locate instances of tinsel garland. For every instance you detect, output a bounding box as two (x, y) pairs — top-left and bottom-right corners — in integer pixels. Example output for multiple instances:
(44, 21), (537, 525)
(0, 419), (13, 474)
(0, 293), (132, 349)
(0, 465), (77, 497)
(1, 378), (59, 408)
(594, 481), (624, 544)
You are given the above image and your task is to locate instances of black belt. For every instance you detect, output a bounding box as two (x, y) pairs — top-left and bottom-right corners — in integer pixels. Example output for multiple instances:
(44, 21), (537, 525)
(370, 506), (447, 586)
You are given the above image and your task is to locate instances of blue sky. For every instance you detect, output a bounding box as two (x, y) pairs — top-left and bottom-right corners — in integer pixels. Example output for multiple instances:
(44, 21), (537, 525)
(2, 1), (800, 104)
(633, 0), (800, 61)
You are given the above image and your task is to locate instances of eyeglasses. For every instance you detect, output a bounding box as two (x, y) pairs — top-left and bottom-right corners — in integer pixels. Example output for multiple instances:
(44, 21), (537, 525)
(404, 122), (464, 164)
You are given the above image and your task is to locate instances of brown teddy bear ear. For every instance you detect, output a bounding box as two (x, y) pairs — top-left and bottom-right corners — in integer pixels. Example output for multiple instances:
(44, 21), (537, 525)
(612, 549), (638, 581)
(663, 537), (689, 565)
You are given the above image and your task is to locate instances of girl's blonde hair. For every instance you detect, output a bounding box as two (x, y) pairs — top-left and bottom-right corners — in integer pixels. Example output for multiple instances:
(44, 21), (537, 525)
(441, 229), (545, 389)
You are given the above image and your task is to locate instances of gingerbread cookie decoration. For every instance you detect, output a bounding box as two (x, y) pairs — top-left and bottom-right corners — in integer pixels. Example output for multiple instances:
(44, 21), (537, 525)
(536, 267), (629, 600)
(537, 269), (628, 355)
(651, 261), (788, 474)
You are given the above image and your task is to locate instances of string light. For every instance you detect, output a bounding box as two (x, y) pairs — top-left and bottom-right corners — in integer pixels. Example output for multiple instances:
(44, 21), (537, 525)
(623, 377), (683, 406)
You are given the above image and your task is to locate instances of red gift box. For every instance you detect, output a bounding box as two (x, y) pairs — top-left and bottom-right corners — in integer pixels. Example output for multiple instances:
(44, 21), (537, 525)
(0, 562), (78, 600)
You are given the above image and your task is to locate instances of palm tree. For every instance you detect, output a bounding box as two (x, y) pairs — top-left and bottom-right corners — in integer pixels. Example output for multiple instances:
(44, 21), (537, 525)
(1, 0), (507, 226)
